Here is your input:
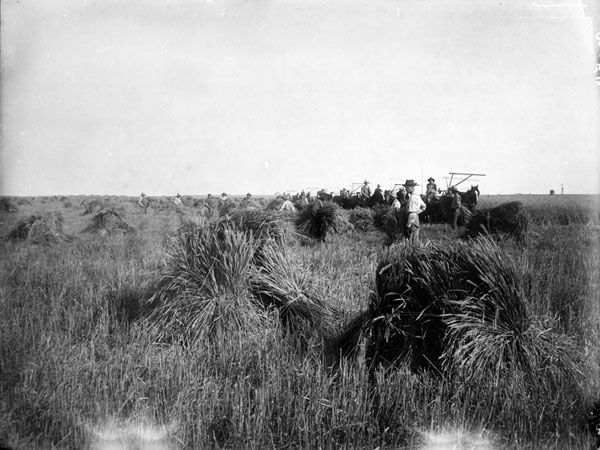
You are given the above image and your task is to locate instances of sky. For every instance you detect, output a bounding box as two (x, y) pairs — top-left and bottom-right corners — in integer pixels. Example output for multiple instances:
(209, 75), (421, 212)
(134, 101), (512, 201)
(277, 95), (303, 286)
(1, 0), (599, 196)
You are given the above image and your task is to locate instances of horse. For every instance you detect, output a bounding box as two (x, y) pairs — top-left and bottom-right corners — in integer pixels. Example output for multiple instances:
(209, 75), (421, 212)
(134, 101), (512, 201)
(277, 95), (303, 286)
(421, 185), (480, 225)
(460, 185), (480, 211)
(367, 189), (386, 207)
(332, 191), (363, 209)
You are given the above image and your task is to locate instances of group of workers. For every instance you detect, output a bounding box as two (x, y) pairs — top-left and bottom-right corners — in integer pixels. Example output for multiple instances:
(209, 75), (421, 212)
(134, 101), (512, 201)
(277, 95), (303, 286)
(137, 176), (463, 244)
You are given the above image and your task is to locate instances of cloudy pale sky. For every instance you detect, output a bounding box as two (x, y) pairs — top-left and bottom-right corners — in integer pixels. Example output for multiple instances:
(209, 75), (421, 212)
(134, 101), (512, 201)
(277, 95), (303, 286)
(1, 0), (599, 196)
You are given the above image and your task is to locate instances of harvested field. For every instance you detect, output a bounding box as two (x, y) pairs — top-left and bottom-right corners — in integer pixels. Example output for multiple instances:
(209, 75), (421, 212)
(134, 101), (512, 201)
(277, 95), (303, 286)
(0, 194), (598, 450)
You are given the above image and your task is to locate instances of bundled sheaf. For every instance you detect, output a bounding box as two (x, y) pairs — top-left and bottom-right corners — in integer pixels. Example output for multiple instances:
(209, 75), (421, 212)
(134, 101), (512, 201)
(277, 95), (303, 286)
(331, 242), (451, 372)
(145, 221), (330, 345)
(84, 207), (134, 235)
(295, 203), (339, 242)
(265, 198), (286, 211)
(5, 211), (71, 244)
(145, 222), (266, 343)
(371, 205), (392, 230)
(249, 244), (336, 339)
(330, 238), (582, 410)
(224, 209), (286, 248)
(80, 198), (104, 215)
(348, 207), (375, 232)
(381, 209), (408, 244)
(0, 197), (19, 212)
(463, 201), (528, 241)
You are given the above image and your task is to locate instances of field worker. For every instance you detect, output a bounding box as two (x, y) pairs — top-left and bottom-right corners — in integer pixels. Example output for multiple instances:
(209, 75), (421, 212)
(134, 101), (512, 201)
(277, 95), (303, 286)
(371, 183), (385, 205)
(241, 192), (251, 203)
(173, 193), (183, 207)
(138, 193), (148, 214)
(241, 193), (257, 209)
(312, 189), (328, 212)
(449, 186), (462, 230)
(205, 193), (217, 213)
(299, 191), (309, 207)
(403, 179), (426, 244)
(279, 198), (296, 212)
(391, 191), (402, 211)
(219, 192), (228, 205)
(426, 177), (438, 203)
(360, 180), (372, 200)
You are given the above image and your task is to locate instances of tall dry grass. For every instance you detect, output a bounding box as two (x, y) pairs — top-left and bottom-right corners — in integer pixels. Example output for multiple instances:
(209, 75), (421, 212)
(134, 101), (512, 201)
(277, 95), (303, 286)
(0, 195), (598, 449)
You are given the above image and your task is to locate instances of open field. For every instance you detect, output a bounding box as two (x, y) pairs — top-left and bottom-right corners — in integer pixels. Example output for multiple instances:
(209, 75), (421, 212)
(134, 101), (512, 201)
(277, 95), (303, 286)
(1, 194), (599, 449)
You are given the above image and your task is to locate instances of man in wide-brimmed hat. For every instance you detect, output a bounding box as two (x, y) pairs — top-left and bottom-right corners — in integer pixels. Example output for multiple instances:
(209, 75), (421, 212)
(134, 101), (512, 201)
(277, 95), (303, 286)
(173, 193), (183, 207)
(449, 186), (462, 230)
(426, 177), (438, 203)
(317, 188), (330, 199)
(360, 180), (372, 200)
(218, 192), (230, 212)
(310, 188), (329, 212)
(299, 190), (309, 207)
(402, 179), (426, 244)
(240, 192), (257, 210)
(138, 192), (148, 214)
(370, 183), (385, 206)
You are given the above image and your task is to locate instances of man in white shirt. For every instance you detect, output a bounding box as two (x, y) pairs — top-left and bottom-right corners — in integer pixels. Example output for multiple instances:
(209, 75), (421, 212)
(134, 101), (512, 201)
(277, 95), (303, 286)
(403, 179), (426, 244)
(173, 193), (183, 207)
(391, 192), (402, 211)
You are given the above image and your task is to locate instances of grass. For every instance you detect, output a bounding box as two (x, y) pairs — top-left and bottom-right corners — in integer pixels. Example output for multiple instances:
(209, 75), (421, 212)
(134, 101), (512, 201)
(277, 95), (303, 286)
(0, 195), (599, 449)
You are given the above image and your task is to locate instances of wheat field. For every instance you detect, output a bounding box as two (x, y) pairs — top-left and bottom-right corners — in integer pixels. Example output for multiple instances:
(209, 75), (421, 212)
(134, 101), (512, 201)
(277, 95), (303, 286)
(1, 194), (599, 450)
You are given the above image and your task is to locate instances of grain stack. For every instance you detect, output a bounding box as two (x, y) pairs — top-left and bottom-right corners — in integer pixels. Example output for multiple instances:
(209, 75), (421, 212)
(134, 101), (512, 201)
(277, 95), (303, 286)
(330, 238), (582, 407)
(84, 207), (134, 235)
(80, 198), (104, 215)
(0, 197), (18, 213)
(348, 207), (375, 232)
(5, 211), (71, 244)
(295, 202), (339, 242)
(250, 244), (336, 340)
(144, 222), (268, 344)
(463, 201), (527, 241)
(226, 209), (286, 247)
